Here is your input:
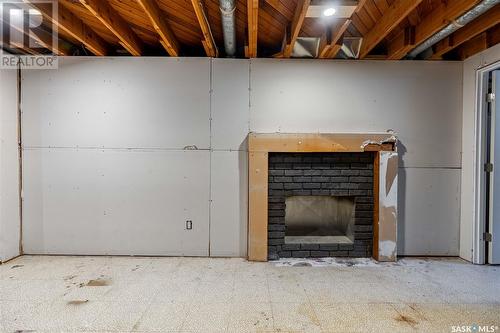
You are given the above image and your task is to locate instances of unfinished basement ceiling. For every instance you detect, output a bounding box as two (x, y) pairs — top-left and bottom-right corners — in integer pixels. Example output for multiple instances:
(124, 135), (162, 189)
(1, 0), (500, 60)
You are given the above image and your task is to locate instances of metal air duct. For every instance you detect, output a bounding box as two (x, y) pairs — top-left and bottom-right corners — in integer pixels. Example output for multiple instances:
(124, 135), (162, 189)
(408, 0), (500, 59)
(219, 0), (236, 57)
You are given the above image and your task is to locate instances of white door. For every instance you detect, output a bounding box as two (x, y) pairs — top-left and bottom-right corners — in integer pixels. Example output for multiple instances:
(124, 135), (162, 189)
(488, 70), (500, 264)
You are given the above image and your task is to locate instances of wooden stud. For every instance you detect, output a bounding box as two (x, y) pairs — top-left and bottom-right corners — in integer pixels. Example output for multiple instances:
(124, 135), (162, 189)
(29, 2), (108, 56)
(137, 0), (180, 56)
(248, 151), (269, 262)
(191, 0), (218, 57)
(79, 0), (143, 56)
(359, 0), (422, 59)
(247, 0), (259, 58)
(282, 0), (311, 58)
(387, 0), (482, 59)
(430, 4), (500, 60)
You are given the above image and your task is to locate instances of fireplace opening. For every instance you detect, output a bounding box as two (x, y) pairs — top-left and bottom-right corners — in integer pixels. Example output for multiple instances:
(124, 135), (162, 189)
(285, 196), (355, 245)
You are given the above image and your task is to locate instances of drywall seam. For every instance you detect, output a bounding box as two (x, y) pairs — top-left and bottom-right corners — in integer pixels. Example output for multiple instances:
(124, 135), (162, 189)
(208, 58), (213, 256)
(17, 65), (23, 255)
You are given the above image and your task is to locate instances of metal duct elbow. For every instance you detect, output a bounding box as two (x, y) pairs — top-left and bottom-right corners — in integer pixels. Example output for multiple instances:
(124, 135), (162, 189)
(219, 0), (236, 57)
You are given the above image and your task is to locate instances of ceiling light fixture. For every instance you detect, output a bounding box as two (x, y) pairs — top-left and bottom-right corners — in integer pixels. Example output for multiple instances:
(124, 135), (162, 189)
(323, 7), (336, 17)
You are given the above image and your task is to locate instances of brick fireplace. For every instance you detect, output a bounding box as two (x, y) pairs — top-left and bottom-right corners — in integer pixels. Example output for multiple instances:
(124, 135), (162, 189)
(248, 133), (398, 262)
(267, 152), (375, 260)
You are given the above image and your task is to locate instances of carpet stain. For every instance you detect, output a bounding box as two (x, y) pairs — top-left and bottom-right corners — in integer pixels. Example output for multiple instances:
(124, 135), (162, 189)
(11, 265), (24, 269)
(298, 303), (320, 326)
(395, 314), (418, 327)
(86, 278), (111, 286)
(67, 300), (89, 305)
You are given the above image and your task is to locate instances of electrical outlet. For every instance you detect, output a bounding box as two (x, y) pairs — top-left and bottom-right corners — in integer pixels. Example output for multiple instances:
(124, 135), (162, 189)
(186, 220), (193, 230)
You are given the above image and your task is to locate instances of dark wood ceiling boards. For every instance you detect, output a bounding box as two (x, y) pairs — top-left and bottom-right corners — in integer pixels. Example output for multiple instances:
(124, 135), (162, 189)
(4, 0), (499, 60)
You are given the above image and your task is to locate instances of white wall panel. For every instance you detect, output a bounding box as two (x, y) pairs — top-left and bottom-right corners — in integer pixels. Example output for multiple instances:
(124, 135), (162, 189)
(211, 59), (249, 151)
(398, 168), (460, 255)
(18, 57), (465, 257)
(210, 151), (247, 257)
(22, 149), (210, 256)
(22, 57), (210, 149)
(250, 59), (463, 169)
(0, 68), (20, 262)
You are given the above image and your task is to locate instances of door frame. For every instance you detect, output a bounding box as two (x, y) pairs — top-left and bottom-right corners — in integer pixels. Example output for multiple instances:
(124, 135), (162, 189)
(473, 61), (500, 264)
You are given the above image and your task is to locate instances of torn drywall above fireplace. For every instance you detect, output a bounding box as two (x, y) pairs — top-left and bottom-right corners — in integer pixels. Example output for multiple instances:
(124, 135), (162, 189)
(248, 133), (398, 262)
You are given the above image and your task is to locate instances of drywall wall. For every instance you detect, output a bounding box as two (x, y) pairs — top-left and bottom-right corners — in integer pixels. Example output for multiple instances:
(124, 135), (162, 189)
(461, 43), (500, 263)
(22, 58), (212, 256)
(250, 59), (463, 255)
(210, 59), (249, 256)
(21, 57), (463, 257)
(0, 67), (21, 262)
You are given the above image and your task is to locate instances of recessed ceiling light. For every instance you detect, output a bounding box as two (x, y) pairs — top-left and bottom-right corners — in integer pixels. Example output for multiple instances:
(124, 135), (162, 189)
(323, 7), (336, 17)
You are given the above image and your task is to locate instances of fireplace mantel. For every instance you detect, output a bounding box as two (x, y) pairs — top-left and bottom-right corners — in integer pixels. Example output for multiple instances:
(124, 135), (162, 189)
(248, 132), (398, 262)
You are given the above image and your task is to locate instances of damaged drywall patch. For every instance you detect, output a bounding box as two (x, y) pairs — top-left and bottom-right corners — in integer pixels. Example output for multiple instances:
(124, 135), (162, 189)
(377, 151), (398, 262)
(379, 240), (396, 259)
(361, 134), (398, 150)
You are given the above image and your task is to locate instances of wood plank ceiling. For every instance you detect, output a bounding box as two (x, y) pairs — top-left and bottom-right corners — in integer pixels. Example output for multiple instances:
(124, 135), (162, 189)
(3, 0), (500, 60)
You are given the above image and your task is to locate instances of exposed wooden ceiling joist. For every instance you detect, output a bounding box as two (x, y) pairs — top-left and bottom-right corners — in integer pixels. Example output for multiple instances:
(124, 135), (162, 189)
(29, 2), (108, 56)
(318, 19), (351, 58)
(430, 4), (500, 59)
(387, 26), (415, 60)
(29, 28), (71, 56)
(456, 23), (500, 60)
(247, 0), (259, 58)
(387, 0), (482, 59)
(79, 0), (143, 56)
(137, 0), (180, 56)
(282, 0), (311, 58)
(359, 0), (423, 59)
(191, 0), (218, 57)
(355, 0), (368, 13)
(0, 12), (70, 56)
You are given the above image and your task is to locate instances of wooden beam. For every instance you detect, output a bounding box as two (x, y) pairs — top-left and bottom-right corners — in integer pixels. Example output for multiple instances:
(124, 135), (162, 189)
(455, 24), (500, 60)
(247, 0), (259, 58)
(29, 2), (108, 56)
(359, 0), (422, 59)
(30, 29), (71, 56)
(355, 0), (368, 13)
(318, 19), (351, 58)
(79, 0), (143, 56)
(283, 0), (311, 58)
(388, 0), (482, 59)
(264, 0), (293, 20)
(430, 4), (500, 59)
(137, 0), (180, 56)
(191, 0), (217, 57)
(386, 26), (415, 60)
(458, 32), (487, 60)
(0, 12), (71, 56)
